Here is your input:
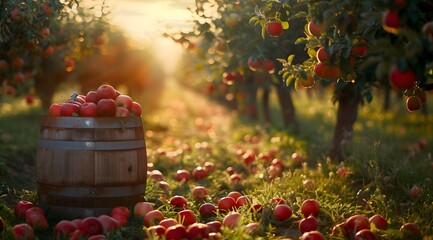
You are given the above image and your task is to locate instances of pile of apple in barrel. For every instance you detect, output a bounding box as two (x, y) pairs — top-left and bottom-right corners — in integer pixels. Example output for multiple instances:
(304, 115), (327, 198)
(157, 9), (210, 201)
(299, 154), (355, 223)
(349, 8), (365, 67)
(48, 84), (142, 117)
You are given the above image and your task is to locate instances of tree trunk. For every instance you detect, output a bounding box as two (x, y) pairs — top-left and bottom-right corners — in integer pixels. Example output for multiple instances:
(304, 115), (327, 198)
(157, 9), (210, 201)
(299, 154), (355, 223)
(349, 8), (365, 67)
(262, 88), (272, 124)
(34, 57), (68, 111)
(382, 85), (391, 112)
(327, 85), (361, 161)
(275, 83), (299, 133)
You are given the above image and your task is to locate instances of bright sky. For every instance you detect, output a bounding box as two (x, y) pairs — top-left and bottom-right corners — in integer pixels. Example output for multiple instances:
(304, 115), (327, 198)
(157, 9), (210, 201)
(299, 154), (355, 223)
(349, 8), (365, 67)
(104, 0), (195, 74)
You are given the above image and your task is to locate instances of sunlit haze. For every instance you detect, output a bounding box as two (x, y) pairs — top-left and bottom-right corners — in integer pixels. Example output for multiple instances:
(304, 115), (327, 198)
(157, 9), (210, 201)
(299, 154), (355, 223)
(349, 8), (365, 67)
(105, 0), (195, 74)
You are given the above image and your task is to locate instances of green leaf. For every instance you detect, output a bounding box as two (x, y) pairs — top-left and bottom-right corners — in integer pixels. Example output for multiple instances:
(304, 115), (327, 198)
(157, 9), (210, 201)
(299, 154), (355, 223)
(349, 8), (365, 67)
(249, 17), (259, 24)
(281, 21), (289, 30)
(285, 75), (295, 86)
(295, 37), (307, 45)
(307, 48), (317, 59)
(287, 55), (295, 65)
(294, 78), (301, 91)
(261, 26), (266, 39)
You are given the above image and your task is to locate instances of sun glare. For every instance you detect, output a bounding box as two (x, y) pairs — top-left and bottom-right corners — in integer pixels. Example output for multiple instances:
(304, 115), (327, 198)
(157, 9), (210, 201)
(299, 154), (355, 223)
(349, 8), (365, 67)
(104, 0), (195, 74)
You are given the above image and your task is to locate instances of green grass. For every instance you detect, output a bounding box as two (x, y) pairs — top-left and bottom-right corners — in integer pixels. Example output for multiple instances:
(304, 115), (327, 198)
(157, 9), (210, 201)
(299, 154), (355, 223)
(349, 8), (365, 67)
(0, 82), (432, 239)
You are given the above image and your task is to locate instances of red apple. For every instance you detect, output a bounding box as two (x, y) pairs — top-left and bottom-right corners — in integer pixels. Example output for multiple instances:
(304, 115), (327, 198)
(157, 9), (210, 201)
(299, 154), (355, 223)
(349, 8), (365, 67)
(177, 209), (196, 226)
(346, 214), (370, 233)
(130, 101), (142, 116)
(10, 7), (22, 22)
(71, 219), (83, 229)
(300, 230), (325, 240)
(54, 220), (78, 240)
(299, 216), (319, 233)
(266, 21), (283, 37)
(192, 166), (208, 179)
(269, 197), (286, 205)
(409, 185), (423, 199)
(6, 85), (16, 95)
(273, 204), (293, 221)
(96, 98), (116, 117)
(165, 224), (187, 240)
(159, 218), (178, 229)
(144, 210), (164, 227)
(88, 235), (107, 240)
(227, 191), (242, 201)
(115, 106), (130, 117)
(235, 195), (251, 208)
(331, 222), (349, 238)
(389, 65), (417, 90)
(110, 206), (130, 219)
(149, 170), (164, 181)
(382, 9), (400, 34)
(115, 94), (133, 110)
(206, 221), (222, 233)
(42, 4), (52, 16)
(300, 199), (320, 217)
(170, 195), (188, 210)
(96, 84), (117, 100)
(369, 214), (388, 230)
(79, 217), (103, 236)
(14, 200), (35, 218)
(245, 222), (260, 233)
(247, 56), (262, 71)
(134, 202), (153, 217)
(176, 169), (190, 182)
(110, 214), (127, 227)
(146, 225), (166, 239)
(97, 215), (120, 233)
(192, 186), (208, 201)
(43, 46), (54, 57)
(186, 223), (209, 240)
(79, 102), (97, 117)
(355, 229), (377, 240)
(400, 222), (422, 239)
(11, 57), (24, 70)
(308, 21), (323, 37)
(12, 223), (34, 240)
(203, 161), (215, 173)
(61, 102), (80, 116)
(14, 73), (25, 83)
(24, 207), (48, 231)
(222, 212), (242, 228)
(217, 197), (236, 212)
(40, 27), (50, 39)
(69, 229), (83, 240)
(86, 91), (100, 104)
(199, 203), (217, 218)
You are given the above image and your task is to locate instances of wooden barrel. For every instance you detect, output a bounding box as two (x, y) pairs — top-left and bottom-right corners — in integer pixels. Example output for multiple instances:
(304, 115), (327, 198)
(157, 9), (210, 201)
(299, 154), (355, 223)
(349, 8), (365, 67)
(36, 116), (147, 218)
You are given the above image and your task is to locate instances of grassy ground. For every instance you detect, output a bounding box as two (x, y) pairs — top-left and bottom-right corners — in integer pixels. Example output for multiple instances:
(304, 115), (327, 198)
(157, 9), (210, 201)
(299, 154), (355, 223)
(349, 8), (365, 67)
(0, 80), (432, 239)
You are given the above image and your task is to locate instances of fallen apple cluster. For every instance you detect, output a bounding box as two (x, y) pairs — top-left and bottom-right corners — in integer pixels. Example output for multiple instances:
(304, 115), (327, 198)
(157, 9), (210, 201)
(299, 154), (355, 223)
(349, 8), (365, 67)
(10, 200), (130, 240)
(48, 84), (142, 117)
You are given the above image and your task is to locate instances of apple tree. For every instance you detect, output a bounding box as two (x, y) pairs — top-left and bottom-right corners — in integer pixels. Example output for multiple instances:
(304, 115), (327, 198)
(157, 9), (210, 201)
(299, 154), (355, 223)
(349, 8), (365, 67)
(169, 0), (310, 132)
(0, 0), (110, 109)
(252, 0), (433, 160)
